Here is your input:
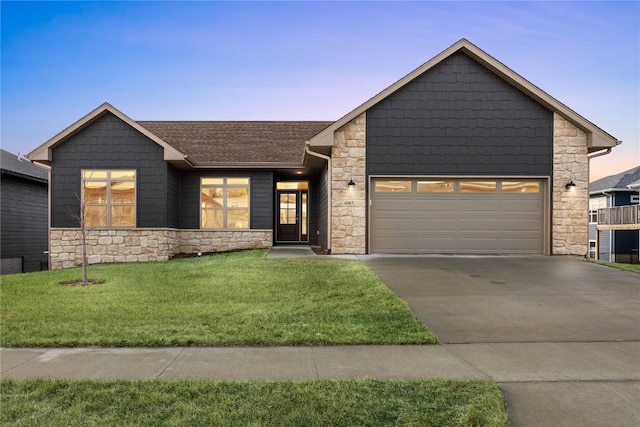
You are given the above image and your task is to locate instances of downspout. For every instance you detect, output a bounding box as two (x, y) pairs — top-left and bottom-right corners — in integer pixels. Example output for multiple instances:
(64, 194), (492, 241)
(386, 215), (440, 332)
(31, 161), (52, 270)
(305, 142), (331, 253)
(587, 146), (615, 261)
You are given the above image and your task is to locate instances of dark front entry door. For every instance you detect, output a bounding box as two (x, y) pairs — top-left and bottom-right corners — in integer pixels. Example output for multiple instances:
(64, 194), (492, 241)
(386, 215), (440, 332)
(277, 190), (308, 242)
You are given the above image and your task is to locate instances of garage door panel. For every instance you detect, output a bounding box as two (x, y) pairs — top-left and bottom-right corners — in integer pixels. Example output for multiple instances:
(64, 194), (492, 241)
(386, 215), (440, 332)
(371, 178), (545, 254)
(500, 219), (541, 232)
(457, 200), (499, 211)
(413, 200), (459, 211)
(414, 219), (459, 229)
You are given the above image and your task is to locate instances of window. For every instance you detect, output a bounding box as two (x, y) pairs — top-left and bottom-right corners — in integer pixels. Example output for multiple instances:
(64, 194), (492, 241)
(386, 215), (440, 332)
(276, 181), (308, 190)
(460, 181), (497, 192)
(502, 181), (540, 193)
(201, 177), (249, 229)
(589, 240), (597, 259)
(589, 197), (607, 223)
(416, 180), (454, 192)
(374, 180), (412, 192)
(83, 170), (136, 227)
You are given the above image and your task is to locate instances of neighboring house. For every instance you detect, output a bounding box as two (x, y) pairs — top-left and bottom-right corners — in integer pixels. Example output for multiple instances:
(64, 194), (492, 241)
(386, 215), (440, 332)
(589, 166), (640, 263)
(27, 39), (620, 269)
(0, 149), (49, 273)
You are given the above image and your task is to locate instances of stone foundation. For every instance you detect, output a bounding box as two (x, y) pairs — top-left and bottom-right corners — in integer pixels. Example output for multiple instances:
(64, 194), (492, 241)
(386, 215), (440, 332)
(552, 113), (589, 255)
(331, 113), (366, 254)
(175, 230), (273, 254)
(49, 228), (272, 269)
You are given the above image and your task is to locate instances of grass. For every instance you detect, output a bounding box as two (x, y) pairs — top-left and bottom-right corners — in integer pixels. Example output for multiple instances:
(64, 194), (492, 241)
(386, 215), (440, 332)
(587, 259), (640, 274)
(0, 250), (436, 346)
(0, 378), (508, 427)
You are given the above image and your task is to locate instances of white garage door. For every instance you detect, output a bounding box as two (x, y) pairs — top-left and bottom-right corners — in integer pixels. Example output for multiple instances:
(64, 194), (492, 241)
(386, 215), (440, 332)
(370, 178), (545, 254)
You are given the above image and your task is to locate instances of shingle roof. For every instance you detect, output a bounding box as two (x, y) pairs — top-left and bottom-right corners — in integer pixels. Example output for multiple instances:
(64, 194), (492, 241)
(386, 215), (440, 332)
(0, 149), (48, 182)
(590, 165), (640, 194)
(138, 121), (333, 165)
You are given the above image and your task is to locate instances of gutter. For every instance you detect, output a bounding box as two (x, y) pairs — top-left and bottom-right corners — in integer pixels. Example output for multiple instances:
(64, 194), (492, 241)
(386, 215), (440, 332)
(304, 142), (331, 253)
(588, 147), (614, 160)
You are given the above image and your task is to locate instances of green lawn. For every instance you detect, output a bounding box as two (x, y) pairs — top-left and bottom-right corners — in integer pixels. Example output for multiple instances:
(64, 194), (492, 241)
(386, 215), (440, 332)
(587, 259), (640, 274)
(0, 378), (508, 427)
(0, 250), (437, 346)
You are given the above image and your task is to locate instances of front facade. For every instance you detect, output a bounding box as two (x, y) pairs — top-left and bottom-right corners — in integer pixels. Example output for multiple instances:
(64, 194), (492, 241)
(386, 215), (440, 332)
(28, 39), (620, 269)
(589, 166), (640, 263)
(0, 149), (49, 273)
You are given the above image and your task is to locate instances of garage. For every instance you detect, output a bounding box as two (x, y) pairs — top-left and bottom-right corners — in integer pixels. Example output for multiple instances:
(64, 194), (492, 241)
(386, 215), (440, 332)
(370, 178), (546, 254)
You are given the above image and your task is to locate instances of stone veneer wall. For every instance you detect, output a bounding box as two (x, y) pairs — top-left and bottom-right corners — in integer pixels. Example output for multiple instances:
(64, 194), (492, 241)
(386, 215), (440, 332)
(176, 230), (273, 254)
(552, 113), (589, 255)
(331, 113), (367, 254)
(49, 228), (272, 269)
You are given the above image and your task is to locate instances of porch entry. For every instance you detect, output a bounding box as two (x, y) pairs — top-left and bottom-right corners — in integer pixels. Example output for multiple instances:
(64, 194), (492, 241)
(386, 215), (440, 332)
(276, 182), (309, 243)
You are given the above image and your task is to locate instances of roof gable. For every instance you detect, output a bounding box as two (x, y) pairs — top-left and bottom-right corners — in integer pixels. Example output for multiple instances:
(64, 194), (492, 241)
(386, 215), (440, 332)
(27, 103), (188, 166)
(308, 38), (619, 152)
(590, 166), (640, 194)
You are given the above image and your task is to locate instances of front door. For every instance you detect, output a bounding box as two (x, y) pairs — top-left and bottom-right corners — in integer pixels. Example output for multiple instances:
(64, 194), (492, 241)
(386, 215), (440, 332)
(276, 190), (308, 242)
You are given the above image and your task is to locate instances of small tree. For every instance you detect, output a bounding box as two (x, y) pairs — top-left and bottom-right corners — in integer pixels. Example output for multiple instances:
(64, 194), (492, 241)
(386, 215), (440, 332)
(67, 176), (90, 284)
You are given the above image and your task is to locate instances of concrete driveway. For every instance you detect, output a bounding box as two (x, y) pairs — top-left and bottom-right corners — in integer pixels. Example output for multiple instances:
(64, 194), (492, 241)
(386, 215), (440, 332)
(364, 255), (640, 427)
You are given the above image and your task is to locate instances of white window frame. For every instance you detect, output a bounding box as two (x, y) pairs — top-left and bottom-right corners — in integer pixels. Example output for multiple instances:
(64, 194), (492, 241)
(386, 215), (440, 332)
(589, 197), (607, 224)
(589, 240), (597, 259)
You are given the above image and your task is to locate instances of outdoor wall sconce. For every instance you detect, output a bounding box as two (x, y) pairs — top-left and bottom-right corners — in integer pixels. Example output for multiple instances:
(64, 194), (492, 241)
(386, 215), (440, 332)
(565, 180), (576, 189)
(348, 178), (356, 186)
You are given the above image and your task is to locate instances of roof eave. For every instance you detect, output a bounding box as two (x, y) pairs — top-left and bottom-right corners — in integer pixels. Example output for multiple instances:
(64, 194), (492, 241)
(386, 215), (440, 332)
(0, 169), (48, 183)
(26, 102), (190, 166)
(589, 188), (635, 195)
(191, 162), (305, 169)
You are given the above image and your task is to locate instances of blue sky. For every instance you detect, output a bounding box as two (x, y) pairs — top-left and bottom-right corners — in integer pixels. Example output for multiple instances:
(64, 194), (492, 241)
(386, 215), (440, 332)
(2, 1), (638, 181)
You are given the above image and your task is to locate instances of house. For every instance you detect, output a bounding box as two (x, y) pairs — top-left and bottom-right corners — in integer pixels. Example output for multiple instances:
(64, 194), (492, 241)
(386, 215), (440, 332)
(27, 39), (620, 269)
(0, 149), (49, 273)
(589, 166), (640, 263)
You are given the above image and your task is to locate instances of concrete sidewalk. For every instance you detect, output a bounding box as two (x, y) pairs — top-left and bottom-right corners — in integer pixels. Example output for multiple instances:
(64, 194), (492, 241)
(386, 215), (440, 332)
(3, 342), (639, 426)
(1, 345), (484, 380)
(3, 342), (638, 382)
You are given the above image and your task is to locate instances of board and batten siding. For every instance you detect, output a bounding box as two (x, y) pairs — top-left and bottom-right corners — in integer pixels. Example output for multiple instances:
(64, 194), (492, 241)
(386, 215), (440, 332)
(51, 112), (169, 228)
(366, 51), (553, 177)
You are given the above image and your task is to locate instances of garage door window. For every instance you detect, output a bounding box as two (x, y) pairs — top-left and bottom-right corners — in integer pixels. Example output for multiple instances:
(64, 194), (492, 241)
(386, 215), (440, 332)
(416, 180), (454, 192)
(460, 181), (497, 192)
(502, 181), (540, 193)
(374, 180), (412, 192)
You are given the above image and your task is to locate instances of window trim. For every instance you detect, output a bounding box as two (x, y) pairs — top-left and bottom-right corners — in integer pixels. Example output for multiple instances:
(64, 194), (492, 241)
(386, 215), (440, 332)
(82, 169), (137, 228)
(200, 177), (251, 230)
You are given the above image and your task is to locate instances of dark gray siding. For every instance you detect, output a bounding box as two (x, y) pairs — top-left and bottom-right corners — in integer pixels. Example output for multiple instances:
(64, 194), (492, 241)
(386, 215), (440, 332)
(367, 51), (553, 176)
(167, 165), (181, 228)
(613, 191), (638, 207)
(51, 113), (168, 228)
(179, 170), (273, 229)
(1, 174), (48, 272)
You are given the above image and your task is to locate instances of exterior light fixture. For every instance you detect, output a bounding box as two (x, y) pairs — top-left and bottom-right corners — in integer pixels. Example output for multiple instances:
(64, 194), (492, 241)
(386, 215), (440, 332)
(348, 178), (355, 186)
(565, 180), (576, 189)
